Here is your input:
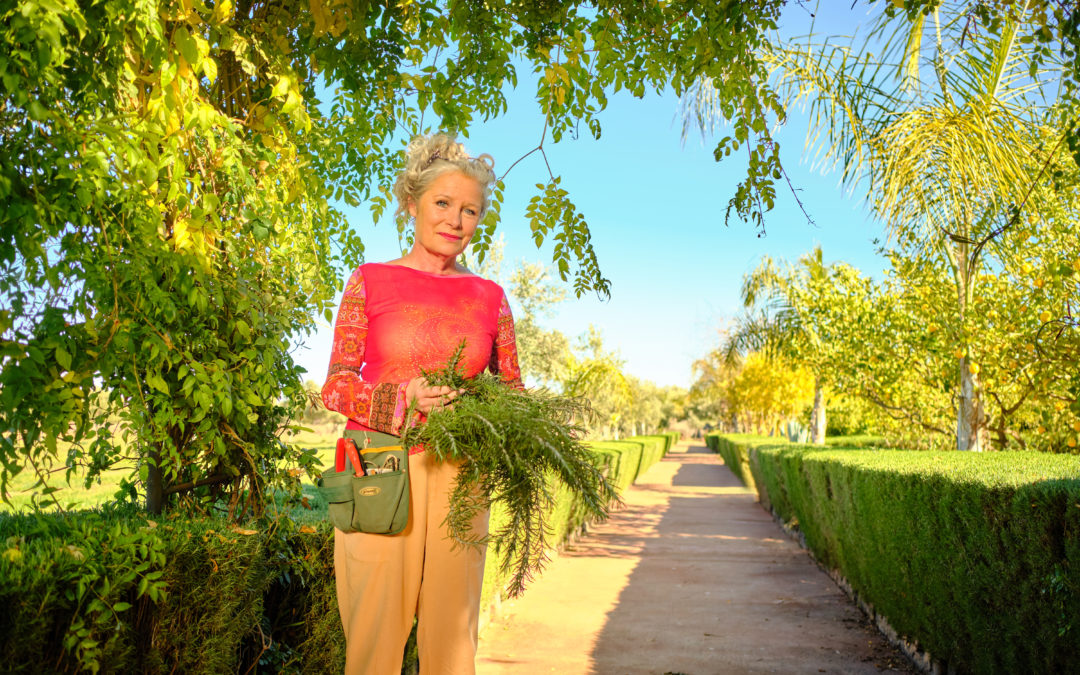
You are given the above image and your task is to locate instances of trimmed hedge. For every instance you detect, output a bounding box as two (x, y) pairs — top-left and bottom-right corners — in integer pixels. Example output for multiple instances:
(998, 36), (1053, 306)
(0, 434), (673, 673)
(709, 434), (1080, 673)
(704, 432), (783, 491)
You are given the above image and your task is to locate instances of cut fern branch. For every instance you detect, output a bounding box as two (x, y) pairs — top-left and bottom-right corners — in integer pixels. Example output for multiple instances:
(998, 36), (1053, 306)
(402, 341), (618, 596)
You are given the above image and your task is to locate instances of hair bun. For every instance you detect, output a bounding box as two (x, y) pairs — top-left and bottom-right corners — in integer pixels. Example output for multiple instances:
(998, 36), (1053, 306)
(393, 133), (497, 231)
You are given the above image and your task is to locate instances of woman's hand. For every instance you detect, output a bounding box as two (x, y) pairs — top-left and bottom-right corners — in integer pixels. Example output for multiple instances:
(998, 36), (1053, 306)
(405, 377), (462, 414)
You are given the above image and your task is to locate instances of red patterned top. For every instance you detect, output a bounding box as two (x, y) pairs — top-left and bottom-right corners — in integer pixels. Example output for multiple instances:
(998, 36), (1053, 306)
(322, 263), (523, 454)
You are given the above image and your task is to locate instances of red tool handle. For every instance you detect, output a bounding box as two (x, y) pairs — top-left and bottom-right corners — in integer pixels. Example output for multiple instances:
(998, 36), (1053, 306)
(335, 438), (366, 476)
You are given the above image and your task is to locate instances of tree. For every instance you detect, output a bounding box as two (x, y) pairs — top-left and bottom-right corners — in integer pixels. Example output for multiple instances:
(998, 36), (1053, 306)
(737, 248), (871, 444)
(845, 247), (1080, 451)
(562, 326), (631, 439)
(507, 262), (573, 389)
(689, 343), (740, 431)
(1, 0), (796, 513)
(688, 0), (1078, 450)
(725, 351), (814, 436)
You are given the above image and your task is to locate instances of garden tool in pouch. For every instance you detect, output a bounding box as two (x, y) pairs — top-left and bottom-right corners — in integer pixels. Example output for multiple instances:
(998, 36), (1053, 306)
(317, 430), (410, 535)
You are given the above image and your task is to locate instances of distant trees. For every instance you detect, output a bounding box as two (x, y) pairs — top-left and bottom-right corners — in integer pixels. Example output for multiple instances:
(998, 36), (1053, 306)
(495, 260), (688, 439)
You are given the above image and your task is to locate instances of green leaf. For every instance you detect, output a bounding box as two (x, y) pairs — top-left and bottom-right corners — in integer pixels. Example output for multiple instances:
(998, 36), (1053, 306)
(146, 373), (169, 394)
(55, 346), (72, 370)
(174, 26), (200, 68)
(28, 100), (47, 121)
(271, 75), (290, 100)
(202, 57), (217, 85)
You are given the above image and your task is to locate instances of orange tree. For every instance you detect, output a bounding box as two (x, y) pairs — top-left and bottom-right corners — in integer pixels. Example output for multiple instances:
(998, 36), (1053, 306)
(849, 240), (1080, 451)
(761, 0), (1076, 450)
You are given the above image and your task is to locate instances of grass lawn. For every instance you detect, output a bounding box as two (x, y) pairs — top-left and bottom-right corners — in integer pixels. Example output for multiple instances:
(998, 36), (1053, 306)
(1, 429), (341, 514)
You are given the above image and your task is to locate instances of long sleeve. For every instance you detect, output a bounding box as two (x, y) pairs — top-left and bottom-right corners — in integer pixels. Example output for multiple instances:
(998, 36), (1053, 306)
(321, 268), (410, 435)
(489, 293), (524, 390)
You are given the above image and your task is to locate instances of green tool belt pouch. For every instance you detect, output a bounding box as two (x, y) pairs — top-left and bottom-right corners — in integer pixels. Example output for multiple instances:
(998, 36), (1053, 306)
(317, 430), (410, 535)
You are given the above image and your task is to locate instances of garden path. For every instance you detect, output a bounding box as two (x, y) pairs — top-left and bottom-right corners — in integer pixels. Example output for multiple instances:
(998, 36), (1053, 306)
(475, 441), (916, 675)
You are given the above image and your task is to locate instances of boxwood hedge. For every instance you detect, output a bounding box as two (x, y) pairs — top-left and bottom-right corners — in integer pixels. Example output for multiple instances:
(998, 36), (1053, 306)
(707, 434), (1080, 673)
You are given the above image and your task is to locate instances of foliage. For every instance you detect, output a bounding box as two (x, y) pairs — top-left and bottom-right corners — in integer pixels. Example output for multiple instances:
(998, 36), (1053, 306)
(766, 1), (1078, 450)
(402, 344), (618, 597)
(704, 432), (780, 491)
(0, 508), (341, 674)
(1, 0), (790, 515)
(690, 1), (1080, 451)
(300, 380), (347, 432)
(506, 260), (573, 389)
(0, 0), (354, 515)
(0, 431), (671, 673)
(689, 342), (740, 427)
(723, 352), (814, 435)
(730, 247), (877, 443)
(726, 435), (1080, 673)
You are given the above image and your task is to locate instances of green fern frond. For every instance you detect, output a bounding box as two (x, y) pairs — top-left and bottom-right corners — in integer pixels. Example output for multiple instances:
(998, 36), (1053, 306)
(402, 342), (618, 596)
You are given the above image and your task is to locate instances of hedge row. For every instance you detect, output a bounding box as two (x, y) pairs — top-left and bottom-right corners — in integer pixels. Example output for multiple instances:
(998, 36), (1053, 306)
(703, 432), (780, 491)
(480, 432), (677, 611)
(0, 432), (678, 673)
(0, 509), (341, 674)
(707, 433), (1080, 673)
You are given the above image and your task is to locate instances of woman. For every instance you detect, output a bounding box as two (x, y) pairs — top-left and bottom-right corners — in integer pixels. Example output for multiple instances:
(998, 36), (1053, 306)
(322, 133), (522, 674)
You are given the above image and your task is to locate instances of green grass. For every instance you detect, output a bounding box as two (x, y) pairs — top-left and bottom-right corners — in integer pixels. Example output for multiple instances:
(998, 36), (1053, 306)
(1, 431), (340, 514)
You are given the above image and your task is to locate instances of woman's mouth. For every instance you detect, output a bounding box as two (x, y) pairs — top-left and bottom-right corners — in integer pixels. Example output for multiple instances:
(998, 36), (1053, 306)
(439, 233), (462, 241)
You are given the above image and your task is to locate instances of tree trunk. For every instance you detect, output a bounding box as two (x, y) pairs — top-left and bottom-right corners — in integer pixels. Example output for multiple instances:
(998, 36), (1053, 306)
(146, 443), (163, 515)
(957, 357), (986, 451)
(946, 238), (986, 452)
(810, 377), (826, 445)
(730, 413), (739, 434)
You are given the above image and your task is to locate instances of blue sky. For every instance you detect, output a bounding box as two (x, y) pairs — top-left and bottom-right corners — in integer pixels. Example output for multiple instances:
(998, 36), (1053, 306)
(296, 3), (889, 389)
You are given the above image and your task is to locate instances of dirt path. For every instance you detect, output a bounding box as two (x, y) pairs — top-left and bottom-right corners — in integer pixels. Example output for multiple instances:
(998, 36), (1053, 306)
(475, 441), (916, 675)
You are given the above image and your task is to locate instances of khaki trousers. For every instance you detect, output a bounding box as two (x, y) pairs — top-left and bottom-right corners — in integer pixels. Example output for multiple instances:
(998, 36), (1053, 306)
(334, 451), (488, 675)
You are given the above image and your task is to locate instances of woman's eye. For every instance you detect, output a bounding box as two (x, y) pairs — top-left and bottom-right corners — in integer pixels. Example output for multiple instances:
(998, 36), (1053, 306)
(464, 208), (477, 217)
(436, 199), (449, 207)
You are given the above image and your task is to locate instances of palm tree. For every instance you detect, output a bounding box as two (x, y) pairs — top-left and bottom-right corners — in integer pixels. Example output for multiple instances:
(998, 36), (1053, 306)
(689, 1), (1072, 450)
(734, 247), (863, 444)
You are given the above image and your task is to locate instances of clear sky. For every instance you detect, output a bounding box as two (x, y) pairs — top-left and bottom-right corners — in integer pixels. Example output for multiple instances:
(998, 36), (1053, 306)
(295, 2), (890, 389)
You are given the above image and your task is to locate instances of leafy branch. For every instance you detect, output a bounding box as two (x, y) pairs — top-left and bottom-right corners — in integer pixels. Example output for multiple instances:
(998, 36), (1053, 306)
(401, 341), (618, 597)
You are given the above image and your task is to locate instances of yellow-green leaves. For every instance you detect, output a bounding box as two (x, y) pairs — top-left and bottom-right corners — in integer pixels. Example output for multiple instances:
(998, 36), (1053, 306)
(210, 0), (233, 25)
(174, 25), (201, 71)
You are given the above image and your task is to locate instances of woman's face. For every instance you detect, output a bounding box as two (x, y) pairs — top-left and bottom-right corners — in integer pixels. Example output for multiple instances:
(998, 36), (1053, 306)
(408, 170), (484, 261)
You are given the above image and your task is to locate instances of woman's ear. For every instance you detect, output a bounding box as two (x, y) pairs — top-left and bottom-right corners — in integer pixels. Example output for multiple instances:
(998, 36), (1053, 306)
(407, 198), (418, 219)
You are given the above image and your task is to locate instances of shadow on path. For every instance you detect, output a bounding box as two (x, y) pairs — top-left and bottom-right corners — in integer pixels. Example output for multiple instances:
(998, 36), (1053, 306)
(589, 444), (913, 674)
(476, 443), (914, 675)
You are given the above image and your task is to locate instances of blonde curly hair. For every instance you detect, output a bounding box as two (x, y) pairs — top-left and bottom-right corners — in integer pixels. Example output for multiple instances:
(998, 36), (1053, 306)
(393, 133), (496, 230)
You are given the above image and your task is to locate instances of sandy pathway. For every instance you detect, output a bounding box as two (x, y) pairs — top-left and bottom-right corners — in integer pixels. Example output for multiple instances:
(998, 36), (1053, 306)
(475, 442), (915, 675)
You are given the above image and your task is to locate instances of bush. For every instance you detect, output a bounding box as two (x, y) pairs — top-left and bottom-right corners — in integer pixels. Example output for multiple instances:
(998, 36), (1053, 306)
(705, 433), (782, 492)
(1, 434), (671, 673)
(711, 434), (1080, 673)
(0, 506), (342, 674)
